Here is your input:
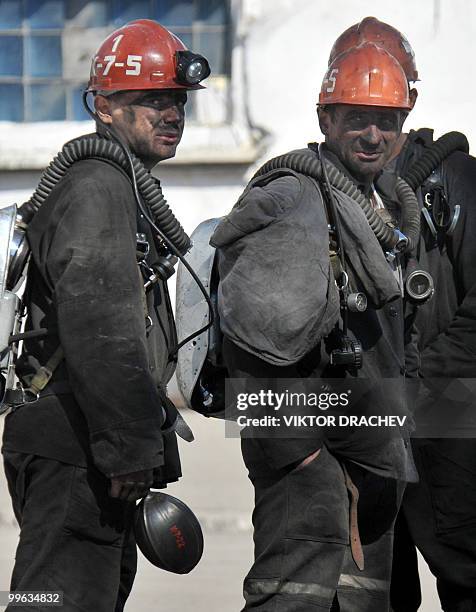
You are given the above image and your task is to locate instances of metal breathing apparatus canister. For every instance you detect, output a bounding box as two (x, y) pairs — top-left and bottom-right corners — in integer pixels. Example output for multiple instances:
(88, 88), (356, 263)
(0, 204), (25, 411)
(405, 264), (434, 303)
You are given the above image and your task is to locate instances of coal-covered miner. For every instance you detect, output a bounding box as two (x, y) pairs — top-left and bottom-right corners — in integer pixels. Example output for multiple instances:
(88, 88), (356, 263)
(2, 19), (209, 612)
(327, 17), (476, 612)
(210, 42), (419, 611)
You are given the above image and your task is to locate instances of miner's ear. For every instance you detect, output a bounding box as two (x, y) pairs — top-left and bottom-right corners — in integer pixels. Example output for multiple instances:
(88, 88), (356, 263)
(317, 105), (332, 136)
(94, 94), (113, 124)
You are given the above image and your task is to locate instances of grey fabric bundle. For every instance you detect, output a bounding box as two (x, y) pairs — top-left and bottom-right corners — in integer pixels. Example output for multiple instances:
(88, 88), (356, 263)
(211, 161), (401, 366)
(331, 185), (401, 305)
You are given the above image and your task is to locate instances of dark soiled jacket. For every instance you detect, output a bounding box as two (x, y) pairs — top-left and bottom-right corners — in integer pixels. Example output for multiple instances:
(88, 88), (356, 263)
(213, 149), (416, 481)
(379, 131), (476, 577)
(2, 158), (180, 483)
(391, 130), (476, 379)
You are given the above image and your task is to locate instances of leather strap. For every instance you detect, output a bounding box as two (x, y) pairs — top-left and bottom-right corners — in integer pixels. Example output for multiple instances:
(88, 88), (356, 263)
(157, 387), (194, 443)
(342, 463), (365, 571)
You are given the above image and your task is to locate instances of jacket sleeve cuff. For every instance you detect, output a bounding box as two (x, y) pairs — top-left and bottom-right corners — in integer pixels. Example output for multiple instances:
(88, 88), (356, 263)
(90, 417), (164, 477)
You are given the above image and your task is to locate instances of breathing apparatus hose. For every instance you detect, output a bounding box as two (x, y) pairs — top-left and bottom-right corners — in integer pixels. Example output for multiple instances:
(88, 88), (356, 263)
(15, 92), (216, 357)
(84, 92), (215, 356)
(19, 134), (191, 256)
(394, 178), (421, 254)
(403, 131), (469, 191)
(253, 149), (420, 253)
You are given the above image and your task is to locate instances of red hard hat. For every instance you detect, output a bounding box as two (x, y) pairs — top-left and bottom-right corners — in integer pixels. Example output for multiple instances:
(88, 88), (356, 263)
(319, 42), (411, 109)
(329, 17), (418, 82)
(88, 19), (209, 93)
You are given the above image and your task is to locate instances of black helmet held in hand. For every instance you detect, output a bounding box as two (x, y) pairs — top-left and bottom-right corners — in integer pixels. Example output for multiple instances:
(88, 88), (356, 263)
(134, 491), (204, 574)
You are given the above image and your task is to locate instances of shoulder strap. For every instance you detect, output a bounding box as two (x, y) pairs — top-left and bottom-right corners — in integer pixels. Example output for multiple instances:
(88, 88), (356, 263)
(22, 345), (64, 396)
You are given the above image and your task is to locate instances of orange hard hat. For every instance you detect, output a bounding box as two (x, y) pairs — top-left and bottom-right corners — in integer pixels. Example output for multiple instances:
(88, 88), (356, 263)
(319, 42), (411, 109)
(88, 19), (210, 93)
(329, 17), (418, 82)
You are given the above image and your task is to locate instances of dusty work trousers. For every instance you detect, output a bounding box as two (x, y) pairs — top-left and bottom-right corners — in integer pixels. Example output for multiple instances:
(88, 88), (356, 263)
(391, 439), (476, 612)
(3, 452), (137, 612)
(242, 442), (402, 612)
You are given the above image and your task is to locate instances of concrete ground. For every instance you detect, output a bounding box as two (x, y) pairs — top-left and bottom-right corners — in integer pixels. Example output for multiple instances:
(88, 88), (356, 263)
(0, 410), (441, 611)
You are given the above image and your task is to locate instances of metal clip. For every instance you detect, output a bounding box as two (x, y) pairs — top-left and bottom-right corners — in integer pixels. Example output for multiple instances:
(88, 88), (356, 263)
(336, 270), (349, 291)
(446, 204), (461, 237)
(21, 387), (40, 404)
(136, 233), (150, 260)
(139, 261), (159, 291)
(423, 188), (460, 237)
(421, 207), (438, 238)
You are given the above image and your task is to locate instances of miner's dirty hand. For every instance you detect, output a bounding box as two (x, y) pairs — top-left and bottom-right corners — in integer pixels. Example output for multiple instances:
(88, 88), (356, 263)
(109, 469), (154, 502)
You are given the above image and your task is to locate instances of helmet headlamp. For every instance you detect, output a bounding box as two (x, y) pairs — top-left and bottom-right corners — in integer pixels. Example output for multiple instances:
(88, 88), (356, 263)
(176, 51), (211, 86)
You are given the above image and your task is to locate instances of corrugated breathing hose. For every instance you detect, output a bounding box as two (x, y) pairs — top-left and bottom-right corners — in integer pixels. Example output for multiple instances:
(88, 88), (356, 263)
(403, 131), (469, 191)
(19, 133), (191, 255)
(253, 149), (420, 253)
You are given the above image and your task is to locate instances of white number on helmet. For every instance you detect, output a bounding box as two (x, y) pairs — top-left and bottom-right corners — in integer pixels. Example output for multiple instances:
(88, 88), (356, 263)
(325, 68), (339, 93)
(111, 34), (124, 53)
(126, 55), (143, 76)
(91, 55), (99, 76)
(103, 55), (116, 76)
